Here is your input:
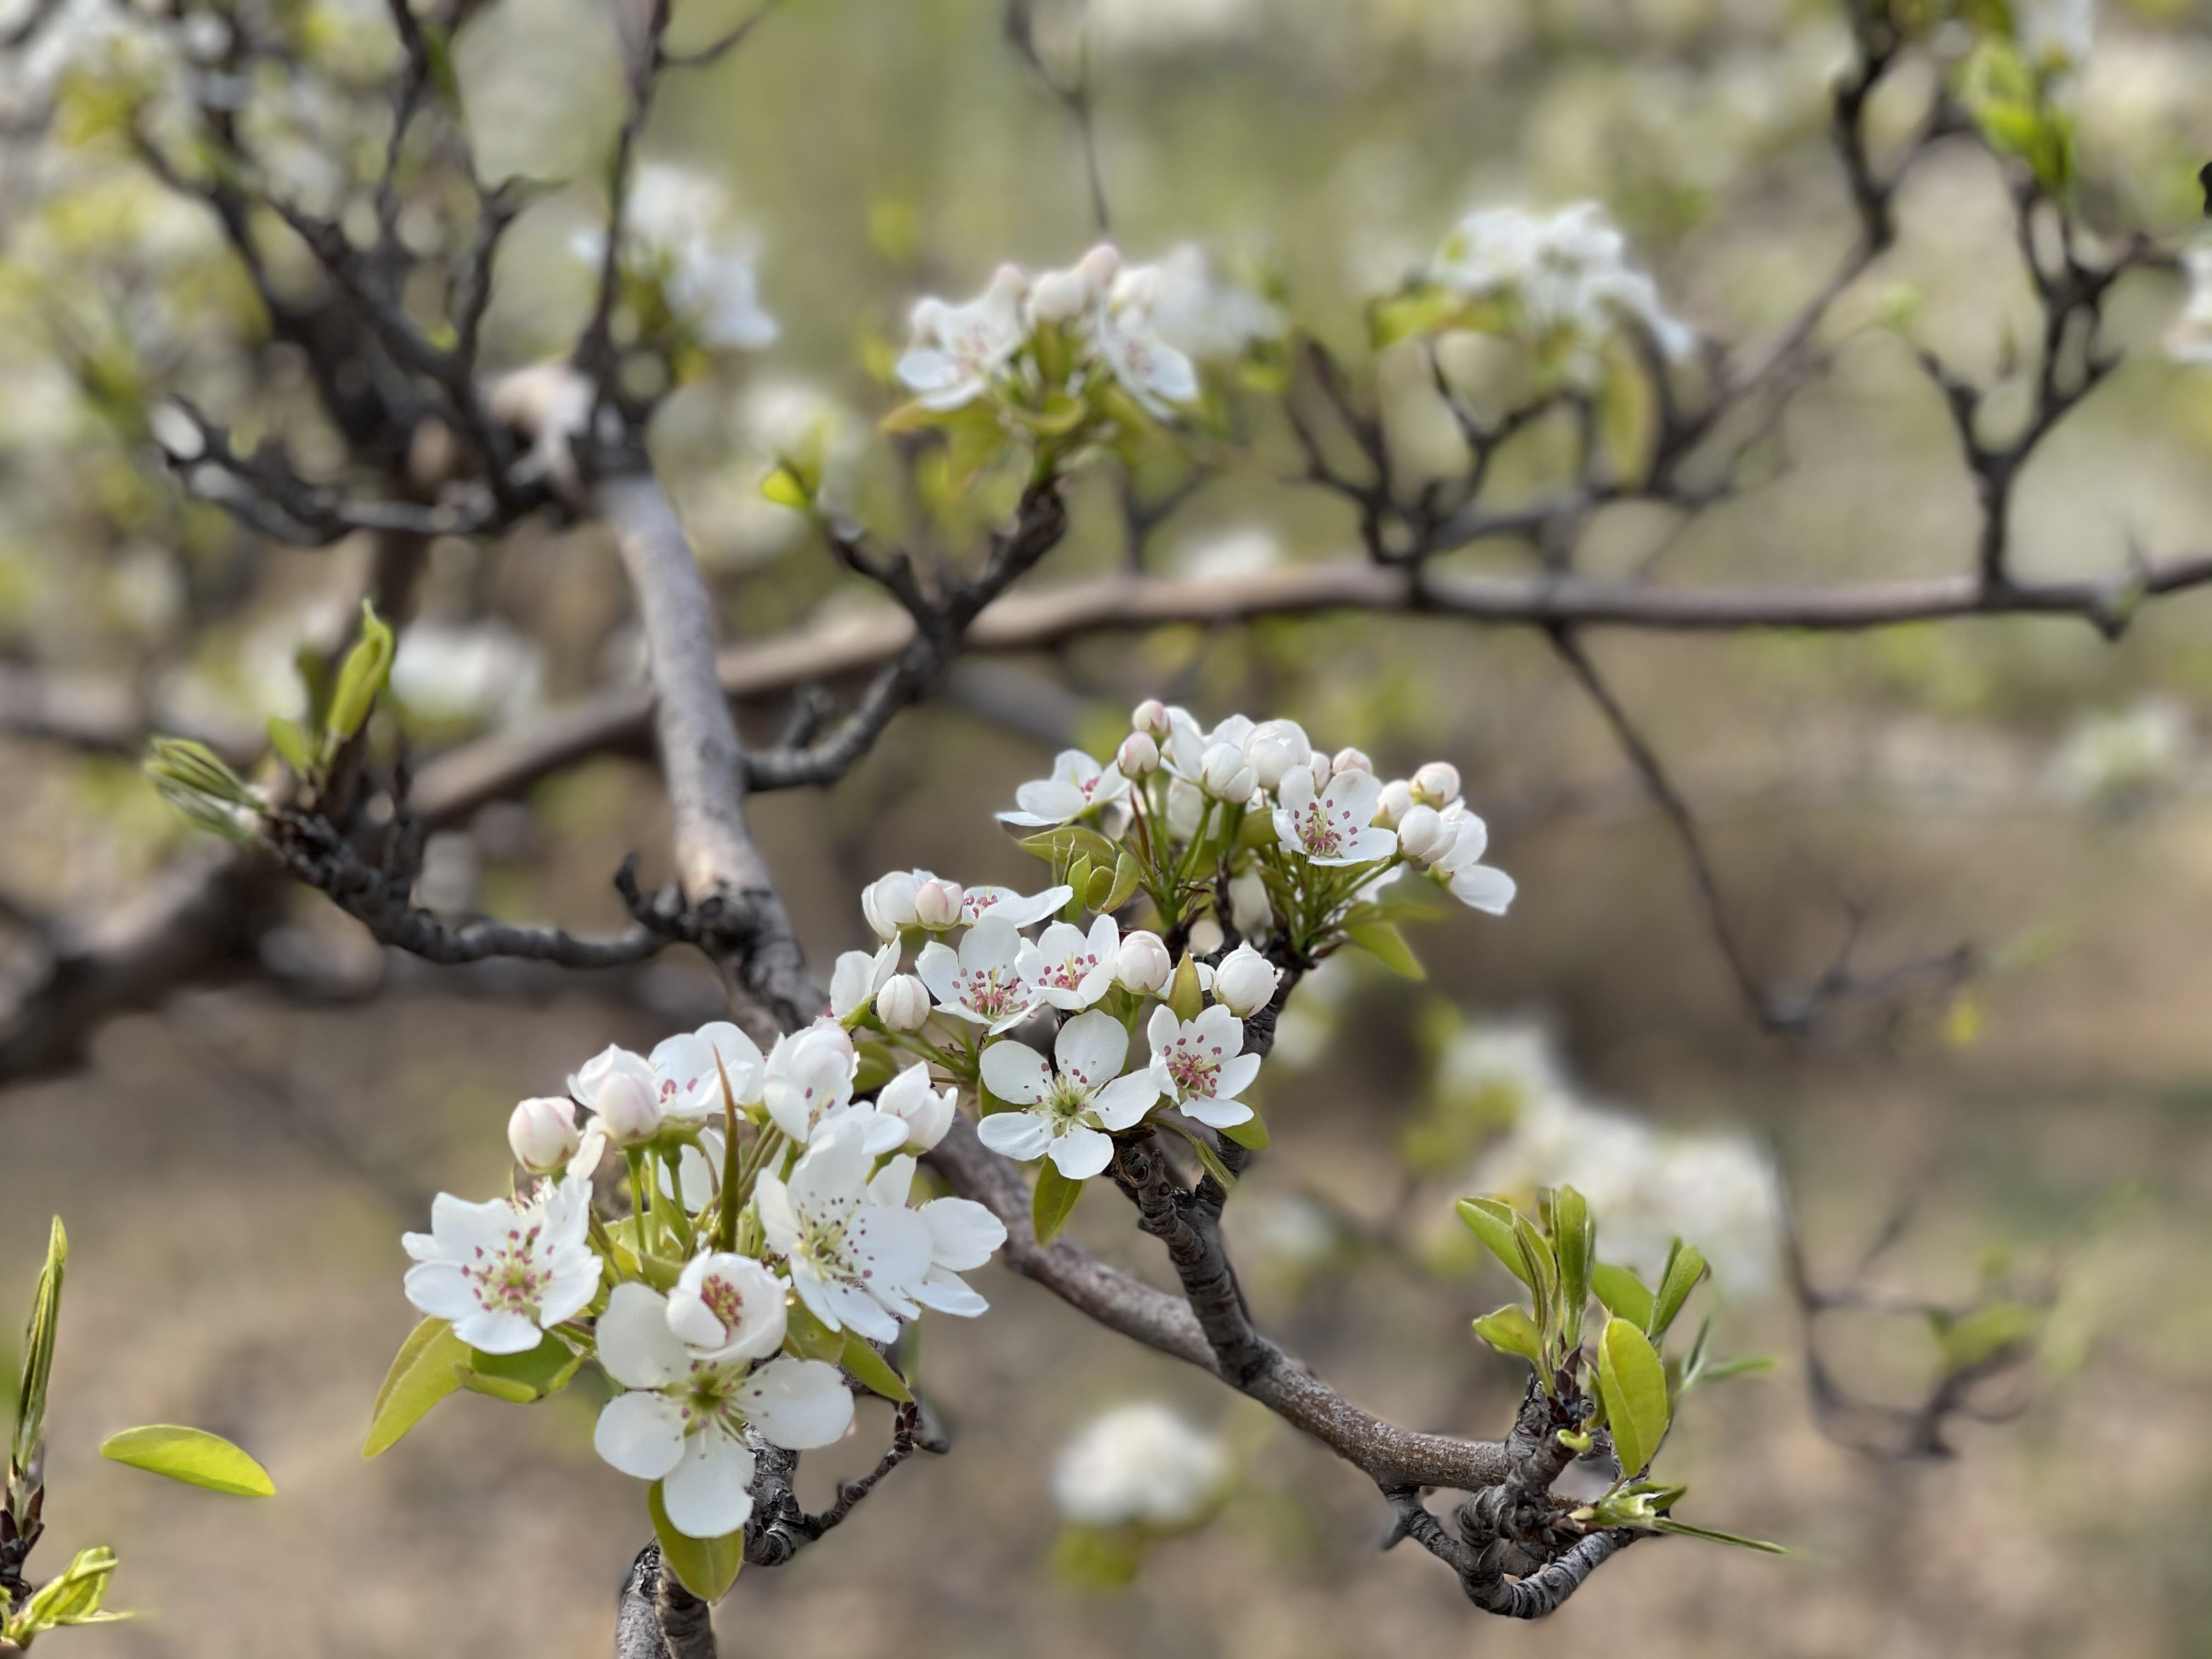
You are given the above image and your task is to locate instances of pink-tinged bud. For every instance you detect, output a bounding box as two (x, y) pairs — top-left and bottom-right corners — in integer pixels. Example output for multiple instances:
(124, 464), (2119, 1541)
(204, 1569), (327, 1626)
(913, 878), (966, 930)
(1412, 761), (1462, 808)
(877, 973), (932, 1032)
(1131, 698), (1171, 738)
(806, 1015), (856, 1060)
(508, 1096), (580, 1173)
(1333, 746), (1372, 775)
(1116, 731), (1160, 777)
(595, 1068), (663, 1146)
(878, 1061), (957, 1152)
(1376, 778), (1415, 829)
(1075, 242), (1122, 290)
(1199, 741), (1257, 802)
(1395, 804), (1448, 864)
(861, 870), (919, 940)
(1211, 944), (1282, 1018)
(1115, 929), (1173, 994)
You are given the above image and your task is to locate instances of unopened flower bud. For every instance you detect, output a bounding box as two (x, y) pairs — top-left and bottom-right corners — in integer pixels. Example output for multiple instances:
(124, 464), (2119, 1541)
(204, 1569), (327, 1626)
(1029, 267), (1093, 325)
(1117, 731), (1160, 777)
(878, 1060), (957, 1152)
(508, 1096), (580, 1173)
(877, 973), (932, 1032)
(1375, 778), (1415, 829)
(596, 1069), (663, 1147)
(1244, 719), (1312, 792)
(1412, 761), (1462, 808)
(1211, 943), (1282, 1018)
(1395, 804), (1449, 864)
(1332, 746), (1372, 775)
(1115, 929), (1172, 994)
(1131, 698), (1170, 738)
(861, 870), (919, 939)
(1199, 741), (1257, 802)
(914, 878), (965, 930)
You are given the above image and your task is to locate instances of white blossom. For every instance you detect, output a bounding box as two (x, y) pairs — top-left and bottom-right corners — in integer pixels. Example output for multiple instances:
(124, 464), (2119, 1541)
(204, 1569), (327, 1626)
(1146, 1005), (1260, 1128)
(876, 1060), (958, 1153)
(761, 1023), (900, 1150)
(640, 1023), (768, 1125)
(1131, 699), (1171, 738)
(1115, 930), (1173, 994)
(757, 1118), (935, 1341)
(569, 1045), (663, 1146)
(917, 916), (1045, 1032)
(960, 882), (1074, 930)
(896, 265), (1030, 411)
(914, 877), (966, 930)
(1093, 263), (1202, 417)
(997, 748), (1132, 827)
(977, 1010), (1159, 1178)
(1017, 915), (1120, 1011)
(866, 1153), (1007, 1316)
(592, 1282), (850, 1539)
(1209, 945), (1280, 1019)
(391, 621), (545, 730)
(1273, 765), (1396, 866)
(861, 870), (922, 938)
(877, 973), (933, 1033)
(664, 1251), (788, 1364)
(830, 939), (902, 1023)
(402, 1175), (599, 1354)
(509, 1096), (581, 1174)
(1147, 244), (1282, 362)
(1116, 731), (1160, 777)
(577, 163), (780, 352)
(1412, 761), (1462, 807)
(1053, 1403), (1232, 1530)
(1432, 803), (1516, 915)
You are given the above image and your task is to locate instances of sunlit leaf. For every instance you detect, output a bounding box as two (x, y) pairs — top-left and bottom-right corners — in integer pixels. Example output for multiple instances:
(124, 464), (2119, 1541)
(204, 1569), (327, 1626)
(99, 1425), (274, 1497)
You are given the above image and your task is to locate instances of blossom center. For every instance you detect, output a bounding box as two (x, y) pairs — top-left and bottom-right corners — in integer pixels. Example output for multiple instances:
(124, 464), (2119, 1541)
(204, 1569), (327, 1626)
(1291, 795), (1358, 859)
(467, 1221), (548, 1314)
(1036, 949), (1102, 994)
(958, 964), (1029, 1019)
(1162, 1037), (1223, 1099)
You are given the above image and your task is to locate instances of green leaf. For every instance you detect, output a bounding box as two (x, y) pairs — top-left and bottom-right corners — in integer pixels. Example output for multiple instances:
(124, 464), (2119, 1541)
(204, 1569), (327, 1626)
(1064, 855), (1094, 921)
(1032, 1160), (1085, 1245)
(1455, 1197), (1533, 1288)
(1510, 1211), (1560, 1341)
(1547, 1184), (1594, 1347)
(1650, 1517), (1789, 1554)
(13, 1216), (65, 1475)
(1167, 952), (1203, 1024)
(1597, 1317), (1671, 1480)
(760, 464), (811, 510)
(783, 1299), (845, 1363)
(7, 1544), (125, 1639)
(1181, 1128), (1238, 1193)
(1697, 1356), (1778, 1384)
(324, 601), (395, 746)
(1218, 1112), (1269, 1152)
(839, 1333), (913, 1404)
(1649, 1240), (1708, 1340)
(1101, 850), (1142, 916)
(1590, 1261), (1655, 1330)
(1929, 1300), (2041, 1375)
(1015, 824), (1120, 868)
(99, 1425), (275, 1497)
(1471, 1305), (1546, 1373)
(362, 1317), (470, 1457)
(1344, 921), (1424, 979)
(466, 1334), (582, 1401)
(453, 1367), (538, 1403)
(1052, 1521), (1146, 1589)
(266, 716), (314, 776)
(1083, 862), (1118, 911)
(649, 1481), (744, 1602)
(1368, 283), (1462, 347)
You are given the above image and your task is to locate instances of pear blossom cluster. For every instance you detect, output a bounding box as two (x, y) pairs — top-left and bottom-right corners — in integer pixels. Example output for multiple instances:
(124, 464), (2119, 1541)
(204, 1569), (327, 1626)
(894, 241), (1279, 433)
(1396, 201), (1694, 390)
(387, 700), (1513, 1560)
(571, 162), (780, 353)
(398, 1014), (1003, 1547)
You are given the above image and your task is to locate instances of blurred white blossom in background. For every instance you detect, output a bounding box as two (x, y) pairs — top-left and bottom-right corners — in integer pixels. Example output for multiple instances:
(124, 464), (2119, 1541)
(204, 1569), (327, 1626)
(1052, 1402), (1233, 1531)
(390, 619), (546, 731)
(2046, 697), (2192, 810)
(1418, 1015), (1782, 1299)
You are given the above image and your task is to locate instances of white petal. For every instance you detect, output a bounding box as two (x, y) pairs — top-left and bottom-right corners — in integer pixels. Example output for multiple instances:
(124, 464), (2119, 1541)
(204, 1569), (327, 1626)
(597, 1283), (689, 1389)
(1181, 1096), (1254, 1128)
(979, 1037), (1052, 1105)
(976, 1108), (1054, 1162)
(1048, 1124), (1114, 1180)
(402, 1262), (479, 1323)
(452, 1308), (544, 1355)
(592, 1390), (687, 1481)
(742, 1356), (855, 1450)
(1212, 1053), (1262, 1101)
(1450, 863), (1517, 916)
(1054, 1008), (1129, 1091)
(661, 1432), (757, 1539)
(1091, 1070), (1159, 1131)
(915, 940), (963, 1006)
(1146, 1003), (1180, 1057)
(911, 1266), (989, 1317)
(923, 1197), (1006, 1272)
